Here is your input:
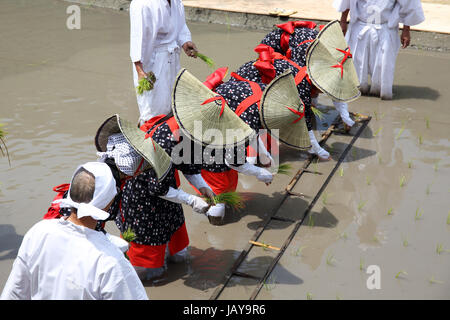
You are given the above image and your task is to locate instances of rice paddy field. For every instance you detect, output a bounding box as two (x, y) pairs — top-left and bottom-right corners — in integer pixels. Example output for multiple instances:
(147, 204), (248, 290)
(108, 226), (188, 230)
(0, 0), (449, 300)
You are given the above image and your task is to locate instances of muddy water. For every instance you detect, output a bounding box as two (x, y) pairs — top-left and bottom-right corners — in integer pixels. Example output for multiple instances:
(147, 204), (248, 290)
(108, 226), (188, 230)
(1, 0), (449, 300)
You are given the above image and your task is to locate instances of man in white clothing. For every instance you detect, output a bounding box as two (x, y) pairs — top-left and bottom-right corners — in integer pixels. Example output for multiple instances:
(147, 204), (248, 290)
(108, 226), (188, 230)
(334, 0), (425, 100)
(130, 0), (198, 125)
(1, 162), (148, 300)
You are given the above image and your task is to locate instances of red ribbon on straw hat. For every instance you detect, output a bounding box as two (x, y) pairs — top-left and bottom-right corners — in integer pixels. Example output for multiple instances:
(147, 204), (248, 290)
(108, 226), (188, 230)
(331, 47), (352, 79)
(286, 106), (305, 124)
(203, 67), (228, 91)
(201, 95), (227, 117)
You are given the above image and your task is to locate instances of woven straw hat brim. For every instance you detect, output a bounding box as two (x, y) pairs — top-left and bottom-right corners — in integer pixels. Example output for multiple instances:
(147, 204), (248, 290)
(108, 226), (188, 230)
(260, 71), (311, 150)
(306, 20), (361, 102)
(95, 114), (172, 180)
(172, 68), (256, 149)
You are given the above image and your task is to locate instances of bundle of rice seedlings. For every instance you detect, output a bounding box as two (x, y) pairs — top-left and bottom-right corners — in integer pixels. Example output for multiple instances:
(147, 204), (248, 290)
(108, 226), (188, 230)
(136, 71), (156, 95)
(121, 227), (136, 243)
(276, 163), (292, 175)
(194, 52), (215, 69)
(311, 106), (325, 120)
(205, 191), (245, 210)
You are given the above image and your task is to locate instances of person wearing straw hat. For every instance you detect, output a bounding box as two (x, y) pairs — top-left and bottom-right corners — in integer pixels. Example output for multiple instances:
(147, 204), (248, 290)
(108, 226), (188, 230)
(95, 114), (211, 281)
(1, 162), (148, 300)
(260, 23), (357, 132)
(130, 0), (198, 125)
(333, 0), (425, 100)
(172, 69), (275, 225)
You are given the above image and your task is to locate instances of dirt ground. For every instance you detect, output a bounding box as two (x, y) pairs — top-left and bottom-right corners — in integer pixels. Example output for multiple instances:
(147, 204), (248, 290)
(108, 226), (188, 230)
(0, 0), (449, 300)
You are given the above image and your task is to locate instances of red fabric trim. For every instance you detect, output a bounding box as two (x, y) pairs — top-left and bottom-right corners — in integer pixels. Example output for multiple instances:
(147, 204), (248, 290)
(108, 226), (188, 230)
(200, 169), (238, 195)
(203, 67), (228, 90)
(43, 183), (70, 220)
(127, 223), (189, 268)
(230, 72), (263, 115)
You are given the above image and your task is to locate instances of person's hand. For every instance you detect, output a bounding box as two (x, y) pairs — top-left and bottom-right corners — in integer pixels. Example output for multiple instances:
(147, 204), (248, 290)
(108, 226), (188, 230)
(189, 195), (210, 214)
(401, 26), (411, 49)
(199, 187), (215, 203)
(137, 70), (148, 81)
(182, 41), (198, 58)
(256, 167), (273, 185)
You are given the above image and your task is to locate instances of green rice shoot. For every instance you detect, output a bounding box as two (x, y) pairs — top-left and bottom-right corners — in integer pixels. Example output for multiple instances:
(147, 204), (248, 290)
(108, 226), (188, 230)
(395, 270), (408, 279)
(446, 211), (450, 225)
(0, 124), (11, 166)
(194, 52), (215, 69)
(136, 72), (156, 95)
(276, 163), (292, 175)
(311, 106), (325, 120)
(206, 191), (245, 210)
(122, 227), (136, 243)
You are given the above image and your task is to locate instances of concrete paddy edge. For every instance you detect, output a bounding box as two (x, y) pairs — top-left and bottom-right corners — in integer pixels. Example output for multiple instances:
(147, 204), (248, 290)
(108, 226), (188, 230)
(62, 0), (450, 52)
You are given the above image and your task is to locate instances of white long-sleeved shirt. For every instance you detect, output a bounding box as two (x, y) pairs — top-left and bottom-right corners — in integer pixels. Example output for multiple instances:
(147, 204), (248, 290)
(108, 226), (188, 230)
(333, 0), (424, 28)
(130, 0), (191, 65)
(1, 218), (148, 300)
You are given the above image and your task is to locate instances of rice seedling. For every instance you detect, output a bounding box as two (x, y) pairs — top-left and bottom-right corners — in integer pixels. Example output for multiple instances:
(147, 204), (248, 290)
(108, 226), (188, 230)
(436, 243), (445, 255)
(447, 211), (450, 225)
(0, 123), (11, 166)
(434, 161), (439, 172)
(306, 292), (313, 300)
(352, 148), (357, 159)
(357, 200), (367, 211)
(292, 246), (307, 257)
(399, 175), (406, 188)
(359, 258), (365, 271)
(339, 232), (348, 241)
(425, 116), (430, 129)
(136, 72), (156, 95)
(326, 251), (336, 266)
(121, 227), (136, 243)
(387, 208), (394, 216)
(395, 122), (405, 140)
(205, 191), (245, 210)
(395, 270), (408, 279)
(377, 155), (383, 164)
(322, 192), (332, 205)
(194, 52), (215, 69)
(373, 126), (383, 137)
(415, 207), (423, 221)
(429, 275), (444, 285)
(408, 160), (413, 169)
(339, 167), (344, 177)
(418, 134), (423, 145)
(263, 275), (277, 291)
(336, 293), (342, 300)
(311, 106), (325, 120)
(366, 176), (372, 186)
(372, 236), (379, 243)
(276, 163), (292, 175)
(402, 235), (409, 247)
(307, 214), (315, 227)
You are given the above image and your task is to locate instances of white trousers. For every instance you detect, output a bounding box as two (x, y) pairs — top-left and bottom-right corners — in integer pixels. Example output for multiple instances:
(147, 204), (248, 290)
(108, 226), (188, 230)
(346, 21), (401, 99)
(133, 45), (181, 124)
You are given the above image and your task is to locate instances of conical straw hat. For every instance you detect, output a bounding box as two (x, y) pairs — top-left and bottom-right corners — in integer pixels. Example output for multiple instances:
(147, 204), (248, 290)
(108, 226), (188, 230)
(306, 20), (361, 102)
(172, 68), (256, 149)
(260, 71), (311, 150)
(95, 114), (172, 180)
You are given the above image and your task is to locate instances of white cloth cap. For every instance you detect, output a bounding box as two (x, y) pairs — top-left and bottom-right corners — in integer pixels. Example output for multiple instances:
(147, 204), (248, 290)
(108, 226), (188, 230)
(53, 162), (118, 221)
(97, 133), (144, 176)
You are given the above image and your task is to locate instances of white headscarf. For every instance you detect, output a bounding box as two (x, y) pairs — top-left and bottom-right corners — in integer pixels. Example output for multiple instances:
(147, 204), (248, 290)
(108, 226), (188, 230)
(53, 162), (117, 220)
(96, 133), (144, 176)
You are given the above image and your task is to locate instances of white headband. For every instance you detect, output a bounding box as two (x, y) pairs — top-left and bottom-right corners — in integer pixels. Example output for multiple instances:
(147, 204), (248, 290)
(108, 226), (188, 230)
(53, 162), (117, 220)
(97, 133), (144, 176)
